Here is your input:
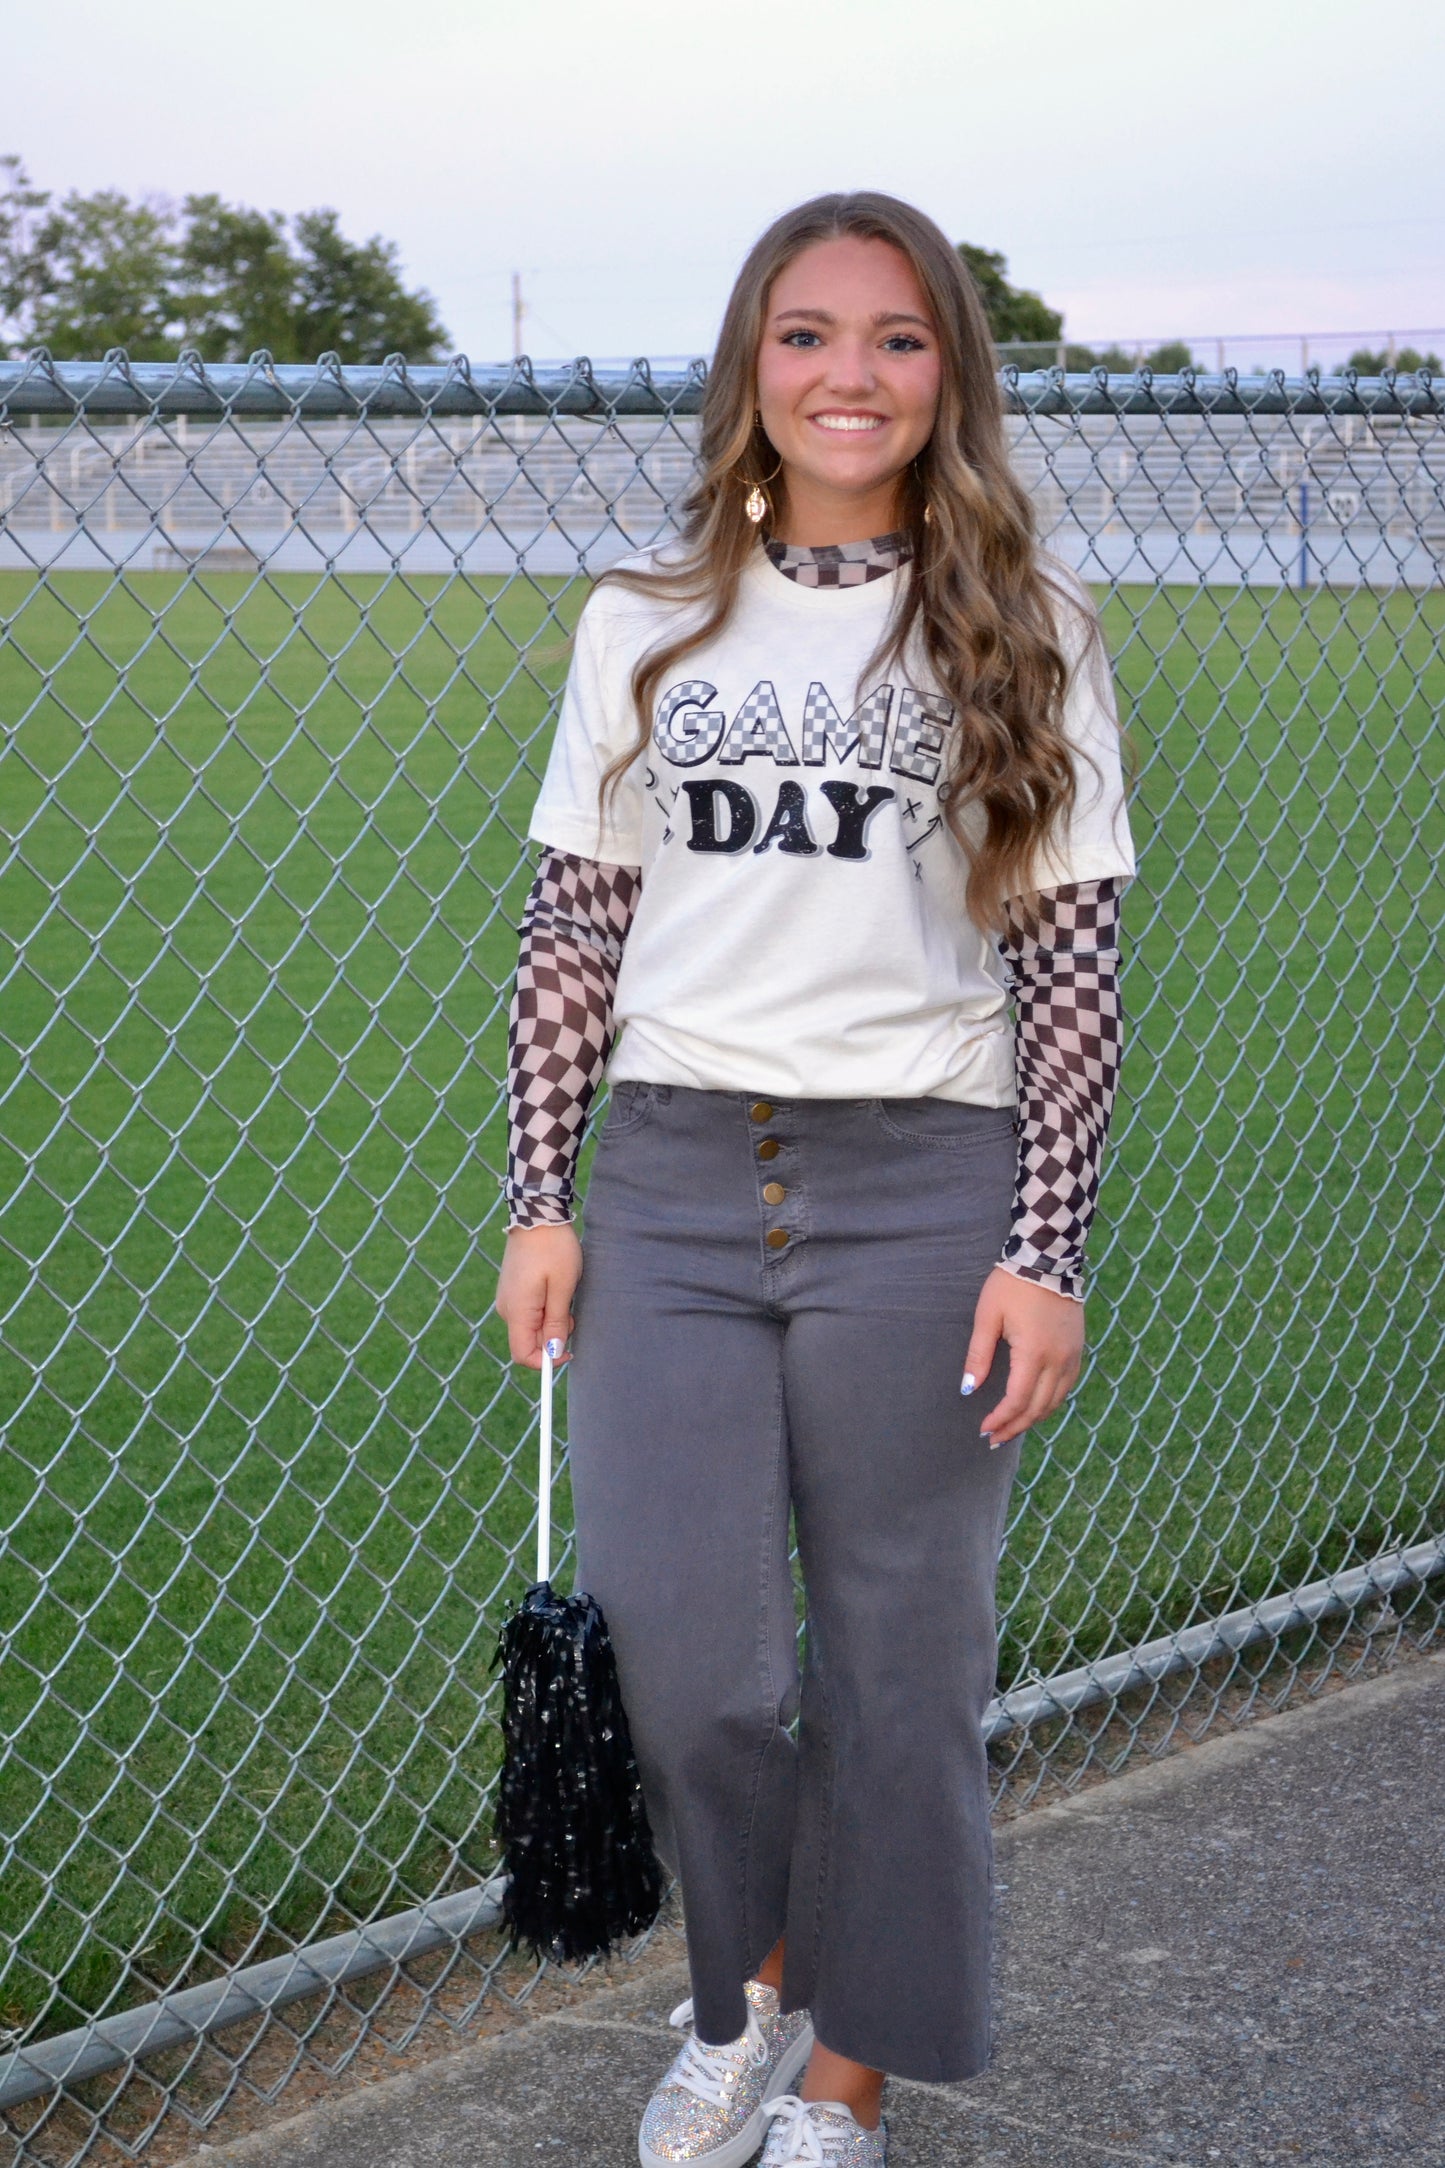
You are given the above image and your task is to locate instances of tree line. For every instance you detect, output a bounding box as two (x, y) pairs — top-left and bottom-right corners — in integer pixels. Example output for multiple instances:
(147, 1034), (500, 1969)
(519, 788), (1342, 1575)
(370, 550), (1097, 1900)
(1343, 343), (1440, 375)
(958, 243), (1441, 376)
(8, 158), (1426, 375)
(956, 245), (1198, 371)
(0, 155), (448, 363)
(0, 172), (1165, 372)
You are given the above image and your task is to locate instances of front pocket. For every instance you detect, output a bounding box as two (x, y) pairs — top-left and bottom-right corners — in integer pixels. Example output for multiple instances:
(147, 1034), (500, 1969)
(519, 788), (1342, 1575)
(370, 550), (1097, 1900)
(869, 1097), (1018, 1151)
(598, 1079), (657, 1140)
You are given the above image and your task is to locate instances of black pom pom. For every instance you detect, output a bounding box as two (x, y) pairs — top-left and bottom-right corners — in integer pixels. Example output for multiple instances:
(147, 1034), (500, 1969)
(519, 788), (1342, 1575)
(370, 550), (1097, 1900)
(492, 1581), (665, 1963)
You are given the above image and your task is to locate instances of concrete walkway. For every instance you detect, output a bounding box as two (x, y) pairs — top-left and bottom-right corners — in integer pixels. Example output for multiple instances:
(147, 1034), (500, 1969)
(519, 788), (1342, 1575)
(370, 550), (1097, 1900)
(182, 1656), (1445, 2168)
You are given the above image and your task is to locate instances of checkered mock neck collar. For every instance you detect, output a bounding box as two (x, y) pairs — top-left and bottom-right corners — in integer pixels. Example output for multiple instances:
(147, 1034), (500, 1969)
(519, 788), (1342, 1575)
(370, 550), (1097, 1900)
(764, 529), (913, 588)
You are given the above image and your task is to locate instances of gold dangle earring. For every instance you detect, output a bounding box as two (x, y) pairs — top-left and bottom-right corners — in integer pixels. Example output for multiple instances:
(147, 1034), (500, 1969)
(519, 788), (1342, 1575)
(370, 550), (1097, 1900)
(745, 413), (782, 525)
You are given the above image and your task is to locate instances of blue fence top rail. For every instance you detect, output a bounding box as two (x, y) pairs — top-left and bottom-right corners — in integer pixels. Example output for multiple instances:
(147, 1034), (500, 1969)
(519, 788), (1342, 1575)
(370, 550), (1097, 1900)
(0, 351), (1440, 421)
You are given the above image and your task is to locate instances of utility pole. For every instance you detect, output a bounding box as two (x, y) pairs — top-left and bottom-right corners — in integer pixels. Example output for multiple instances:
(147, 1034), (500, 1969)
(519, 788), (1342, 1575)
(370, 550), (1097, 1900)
(511, 272), (525, 360)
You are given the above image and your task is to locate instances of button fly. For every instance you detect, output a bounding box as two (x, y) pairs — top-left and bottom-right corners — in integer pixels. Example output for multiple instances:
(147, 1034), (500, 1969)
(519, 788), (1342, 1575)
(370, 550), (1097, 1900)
(762, 1182), (786, 1205)
(750, 1100), (774, 1123)
(765, 1228), (789, 1251)
(757, 1138), (780, 1162)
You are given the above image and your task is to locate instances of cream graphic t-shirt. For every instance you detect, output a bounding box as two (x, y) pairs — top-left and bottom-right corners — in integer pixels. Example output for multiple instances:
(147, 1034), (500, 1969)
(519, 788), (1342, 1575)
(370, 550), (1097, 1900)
(528, 547), (1136, 1106)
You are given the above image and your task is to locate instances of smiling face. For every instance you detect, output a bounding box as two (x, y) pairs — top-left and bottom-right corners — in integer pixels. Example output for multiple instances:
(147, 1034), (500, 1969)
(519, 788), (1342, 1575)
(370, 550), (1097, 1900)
(754, 233), (943, 546)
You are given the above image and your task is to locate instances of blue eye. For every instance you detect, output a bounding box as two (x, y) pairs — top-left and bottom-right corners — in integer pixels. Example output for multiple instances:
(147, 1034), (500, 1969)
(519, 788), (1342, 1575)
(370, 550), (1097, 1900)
(778, 328), (927, 352)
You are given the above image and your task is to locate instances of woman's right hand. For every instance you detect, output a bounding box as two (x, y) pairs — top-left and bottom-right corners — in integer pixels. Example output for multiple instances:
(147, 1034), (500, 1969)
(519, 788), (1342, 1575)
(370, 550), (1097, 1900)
(496, 1223), (584, 1369)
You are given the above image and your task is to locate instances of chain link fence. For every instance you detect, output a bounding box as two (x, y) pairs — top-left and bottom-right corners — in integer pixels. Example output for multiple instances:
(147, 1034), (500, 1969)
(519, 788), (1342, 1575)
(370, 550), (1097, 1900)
(1, 352), (1442, 2164)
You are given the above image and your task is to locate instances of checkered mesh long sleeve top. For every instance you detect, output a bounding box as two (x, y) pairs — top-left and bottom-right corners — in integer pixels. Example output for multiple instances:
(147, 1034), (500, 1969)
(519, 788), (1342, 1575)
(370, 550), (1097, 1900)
(505, 533), (1127, 1303)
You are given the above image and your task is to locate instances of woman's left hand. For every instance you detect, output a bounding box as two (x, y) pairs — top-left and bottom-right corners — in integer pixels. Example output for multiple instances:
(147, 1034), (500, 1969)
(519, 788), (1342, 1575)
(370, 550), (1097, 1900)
(962, 1266), (1085, 1449)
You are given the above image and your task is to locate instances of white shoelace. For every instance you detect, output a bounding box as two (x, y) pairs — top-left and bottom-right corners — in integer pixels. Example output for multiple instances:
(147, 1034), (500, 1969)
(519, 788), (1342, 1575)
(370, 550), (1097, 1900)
(762, 2094), (857, 2163)
(665, 1996), (769, 2107)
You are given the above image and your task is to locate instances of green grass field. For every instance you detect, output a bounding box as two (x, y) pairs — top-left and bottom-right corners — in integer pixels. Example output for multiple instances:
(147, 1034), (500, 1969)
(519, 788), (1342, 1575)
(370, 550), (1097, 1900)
(1, 568), (1442, 2037)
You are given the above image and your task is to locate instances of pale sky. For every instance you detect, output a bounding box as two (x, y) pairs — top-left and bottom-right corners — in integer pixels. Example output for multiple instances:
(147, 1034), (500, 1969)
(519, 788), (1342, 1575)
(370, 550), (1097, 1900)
(11, 0), (1444, 367)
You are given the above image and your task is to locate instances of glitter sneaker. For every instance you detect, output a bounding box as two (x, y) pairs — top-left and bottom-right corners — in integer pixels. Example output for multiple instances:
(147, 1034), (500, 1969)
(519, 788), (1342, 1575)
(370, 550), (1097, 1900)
(638, 1977), (814, 2167)
(759, 2095), (888, 2165)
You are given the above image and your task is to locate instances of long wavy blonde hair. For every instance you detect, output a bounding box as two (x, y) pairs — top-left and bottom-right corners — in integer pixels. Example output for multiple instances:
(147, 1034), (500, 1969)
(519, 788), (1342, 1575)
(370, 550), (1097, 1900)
(598, 190), (1126, 934)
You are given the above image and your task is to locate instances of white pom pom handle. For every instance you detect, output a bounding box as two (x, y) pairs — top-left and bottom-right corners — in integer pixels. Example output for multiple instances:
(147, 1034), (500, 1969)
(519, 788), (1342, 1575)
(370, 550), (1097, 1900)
(537, 1341), (556, 1586)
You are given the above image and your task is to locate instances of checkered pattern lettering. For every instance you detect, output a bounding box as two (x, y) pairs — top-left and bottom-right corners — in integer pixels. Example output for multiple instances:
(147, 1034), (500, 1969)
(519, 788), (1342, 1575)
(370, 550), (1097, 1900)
(654, 679), (726, 766)
(997, 876), (1127, 1303)
(890, 687), (955, 782)
(717, 679), (800, 765)
(766, 529), (914, 587)
(505, 851), (641, 1228)
(799, 681), (892, 769)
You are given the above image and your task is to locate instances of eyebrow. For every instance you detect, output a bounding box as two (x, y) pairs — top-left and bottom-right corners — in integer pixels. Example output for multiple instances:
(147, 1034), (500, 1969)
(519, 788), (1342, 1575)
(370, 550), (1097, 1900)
(772, 307), (934, 331)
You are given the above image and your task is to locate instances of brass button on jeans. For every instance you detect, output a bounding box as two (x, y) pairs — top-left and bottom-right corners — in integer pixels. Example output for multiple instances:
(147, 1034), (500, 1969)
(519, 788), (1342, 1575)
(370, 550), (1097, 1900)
(763, 1182), (786, 1205)
(765, 1227), (789, 1250)
(757, 1137), (781, 1162)
(750, 1100), (774, 1124)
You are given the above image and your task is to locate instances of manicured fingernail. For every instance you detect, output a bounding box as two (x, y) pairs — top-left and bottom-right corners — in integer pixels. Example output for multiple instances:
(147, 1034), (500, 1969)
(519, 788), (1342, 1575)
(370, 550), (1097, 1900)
(986, 1433), (1003, 1450)
(960, 1373), (977, 1396)
(544, 1338), (563, 1359)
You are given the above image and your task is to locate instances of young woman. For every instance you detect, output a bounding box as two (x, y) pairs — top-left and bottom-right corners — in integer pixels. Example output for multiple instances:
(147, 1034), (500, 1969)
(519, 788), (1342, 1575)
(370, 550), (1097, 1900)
(496, 192), (1135, 2168)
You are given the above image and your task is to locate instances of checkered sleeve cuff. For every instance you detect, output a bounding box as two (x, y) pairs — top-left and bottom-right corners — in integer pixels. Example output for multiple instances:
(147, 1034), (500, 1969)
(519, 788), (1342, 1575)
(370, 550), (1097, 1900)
(997, 875), (1127, 1304)
(505, 850), (641, 1231)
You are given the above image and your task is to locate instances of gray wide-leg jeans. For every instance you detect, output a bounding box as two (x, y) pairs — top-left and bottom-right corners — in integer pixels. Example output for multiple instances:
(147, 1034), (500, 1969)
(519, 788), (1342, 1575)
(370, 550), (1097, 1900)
(567, 1083), (1022, 2084)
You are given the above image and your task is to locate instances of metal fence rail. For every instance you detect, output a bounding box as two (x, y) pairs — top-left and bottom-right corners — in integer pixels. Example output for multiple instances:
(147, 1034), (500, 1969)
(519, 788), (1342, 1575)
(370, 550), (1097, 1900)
(1, 353), (1441, 2165)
